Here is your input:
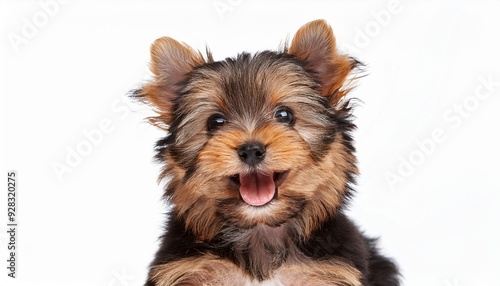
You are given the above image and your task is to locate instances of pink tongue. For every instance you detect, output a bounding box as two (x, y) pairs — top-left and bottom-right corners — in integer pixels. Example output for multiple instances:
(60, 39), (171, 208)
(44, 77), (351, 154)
(239, 173), (276, 206)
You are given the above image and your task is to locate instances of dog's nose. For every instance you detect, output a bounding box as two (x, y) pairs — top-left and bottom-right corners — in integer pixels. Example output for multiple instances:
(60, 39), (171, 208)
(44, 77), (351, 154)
(237, 143), (266, 166)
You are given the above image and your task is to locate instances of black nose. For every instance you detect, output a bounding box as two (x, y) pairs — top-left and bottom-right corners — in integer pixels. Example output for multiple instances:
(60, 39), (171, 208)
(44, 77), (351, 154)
(237, 143), (266, 166)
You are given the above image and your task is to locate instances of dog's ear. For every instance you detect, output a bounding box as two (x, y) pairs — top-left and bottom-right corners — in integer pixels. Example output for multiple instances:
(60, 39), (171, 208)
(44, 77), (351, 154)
(288, 20), (357, 104)
(137, 37), (205, 127)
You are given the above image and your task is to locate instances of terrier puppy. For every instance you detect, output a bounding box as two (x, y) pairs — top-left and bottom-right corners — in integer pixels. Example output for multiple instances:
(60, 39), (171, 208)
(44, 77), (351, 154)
(134, 19), (400, 286)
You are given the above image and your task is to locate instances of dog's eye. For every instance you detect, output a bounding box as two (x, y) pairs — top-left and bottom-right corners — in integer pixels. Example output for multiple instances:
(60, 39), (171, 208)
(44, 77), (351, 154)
(274, 108), (295, 125)
(207, 114), (226, 132)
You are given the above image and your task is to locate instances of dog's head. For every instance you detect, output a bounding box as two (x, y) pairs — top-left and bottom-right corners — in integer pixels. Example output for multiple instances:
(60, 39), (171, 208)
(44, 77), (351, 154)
(135, 20), (360, 240)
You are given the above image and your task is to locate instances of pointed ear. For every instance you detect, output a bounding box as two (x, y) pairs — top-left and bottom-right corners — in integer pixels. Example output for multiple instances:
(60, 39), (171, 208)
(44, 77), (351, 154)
(288, 20), (357, 104)
(137, 37), (205, 127)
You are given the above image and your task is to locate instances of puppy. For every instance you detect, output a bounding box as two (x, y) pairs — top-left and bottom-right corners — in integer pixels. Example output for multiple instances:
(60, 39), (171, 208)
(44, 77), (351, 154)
(134, 19), (400, 286)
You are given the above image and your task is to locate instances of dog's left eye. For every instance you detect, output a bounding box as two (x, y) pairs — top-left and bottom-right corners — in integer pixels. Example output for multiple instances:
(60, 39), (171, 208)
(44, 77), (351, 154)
(207, 114), (226, 132)
(274, 108), (295, 125)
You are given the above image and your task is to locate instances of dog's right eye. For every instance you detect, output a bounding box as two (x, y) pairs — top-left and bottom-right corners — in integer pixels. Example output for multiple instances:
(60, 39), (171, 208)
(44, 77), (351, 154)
(207, 115), (226, 132)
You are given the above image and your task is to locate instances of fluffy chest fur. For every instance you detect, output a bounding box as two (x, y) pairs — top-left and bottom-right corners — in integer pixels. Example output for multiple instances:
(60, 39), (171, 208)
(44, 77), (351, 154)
(150, 251), (362, 286)
(151, 259), (361, 286)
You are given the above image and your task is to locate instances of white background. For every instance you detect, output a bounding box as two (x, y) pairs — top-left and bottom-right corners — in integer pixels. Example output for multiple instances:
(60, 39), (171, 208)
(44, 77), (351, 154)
(1, 1), (500, 285)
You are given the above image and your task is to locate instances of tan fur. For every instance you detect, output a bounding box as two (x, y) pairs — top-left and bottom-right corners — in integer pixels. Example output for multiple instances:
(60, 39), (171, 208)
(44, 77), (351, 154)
(150, 254), (361, 286)
(150, 254), (248, 286)
(167, 129), (356, 241)
(276, 261), (362, 286)
(171, 123), (314, 239)
(289, 133), (358, 239)
(142, 37), (207, 127)
(288, 19), (354, 104)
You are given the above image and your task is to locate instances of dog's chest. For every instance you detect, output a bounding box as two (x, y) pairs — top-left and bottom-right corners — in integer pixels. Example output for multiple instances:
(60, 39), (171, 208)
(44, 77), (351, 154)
(248, 263), (362, 286)
(151, 254), (362, 286)
(222, 225), (362, 286)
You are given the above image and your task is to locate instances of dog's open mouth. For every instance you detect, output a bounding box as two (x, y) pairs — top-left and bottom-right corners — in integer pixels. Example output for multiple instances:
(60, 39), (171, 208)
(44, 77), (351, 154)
(230, 171), (289, 206)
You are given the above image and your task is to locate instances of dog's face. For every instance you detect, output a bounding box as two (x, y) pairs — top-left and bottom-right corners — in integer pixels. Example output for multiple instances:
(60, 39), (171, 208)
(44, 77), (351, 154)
(136, 20), (359, 241)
